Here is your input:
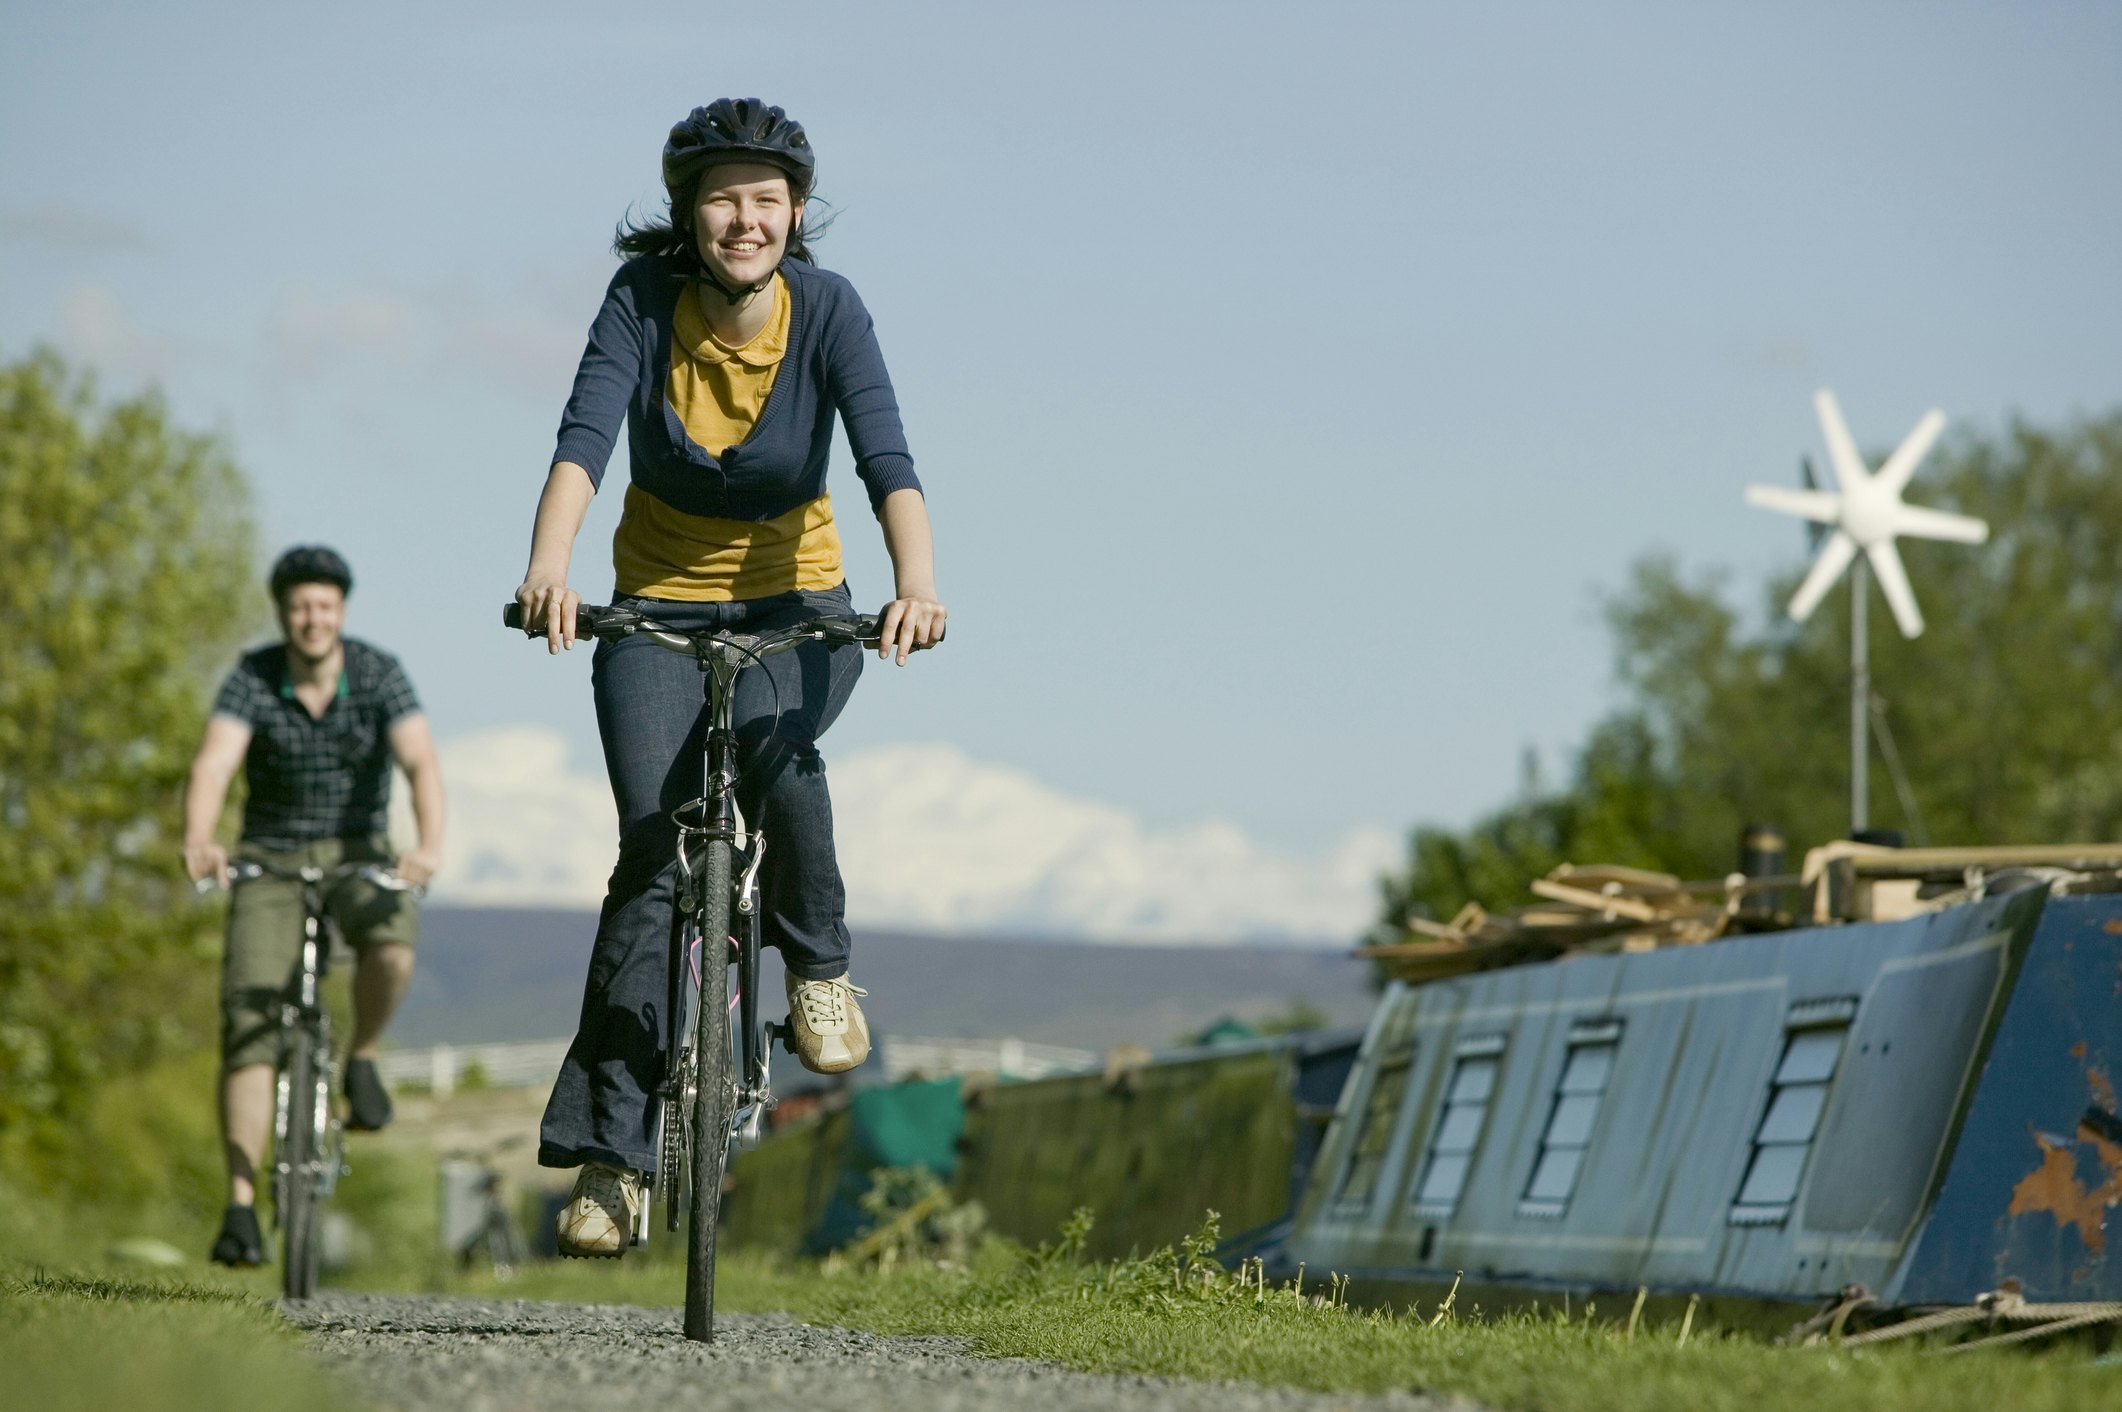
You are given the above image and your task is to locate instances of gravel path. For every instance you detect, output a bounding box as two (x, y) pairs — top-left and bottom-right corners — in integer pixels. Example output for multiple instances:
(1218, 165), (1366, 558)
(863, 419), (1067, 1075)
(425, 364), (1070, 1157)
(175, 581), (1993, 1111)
(291, 1294), (1483, 1412)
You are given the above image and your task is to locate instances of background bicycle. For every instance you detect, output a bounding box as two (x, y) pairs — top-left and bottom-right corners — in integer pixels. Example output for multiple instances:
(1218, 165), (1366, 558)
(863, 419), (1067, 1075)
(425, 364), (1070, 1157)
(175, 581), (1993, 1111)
(439, 1134), (531, 1278)
(206, 858), (416, 1299)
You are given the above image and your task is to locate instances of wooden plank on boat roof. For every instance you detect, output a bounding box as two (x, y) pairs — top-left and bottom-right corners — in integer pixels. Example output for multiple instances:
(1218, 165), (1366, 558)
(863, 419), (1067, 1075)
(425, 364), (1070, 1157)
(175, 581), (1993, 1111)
(1530, 878), (1662, 921)
(1550, 863), (1682, 892)
(1848, 843), (2122, 873)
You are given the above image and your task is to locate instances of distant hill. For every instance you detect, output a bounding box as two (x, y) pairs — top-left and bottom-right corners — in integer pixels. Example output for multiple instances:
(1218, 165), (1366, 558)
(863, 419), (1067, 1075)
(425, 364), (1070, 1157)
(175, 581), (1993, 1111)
(393, 906), (1381, 1052)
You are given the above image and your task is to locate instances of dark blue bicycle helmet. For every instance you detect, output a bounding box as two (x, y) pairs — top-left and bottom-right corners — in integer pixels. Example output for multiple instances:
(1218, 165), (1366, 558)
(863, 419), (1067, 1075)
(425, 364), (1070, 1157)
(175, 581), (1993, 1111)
(269, 545), (353, 600)
(663, 99), (815, 200)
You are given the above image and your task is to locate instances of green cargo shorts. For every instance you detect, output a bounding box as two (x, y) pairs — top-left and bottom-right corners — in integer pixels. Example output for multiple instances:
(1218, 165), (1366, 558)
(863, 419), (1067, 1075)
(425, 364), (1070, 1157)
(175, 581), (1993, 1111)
(220, 834), (419, 1071)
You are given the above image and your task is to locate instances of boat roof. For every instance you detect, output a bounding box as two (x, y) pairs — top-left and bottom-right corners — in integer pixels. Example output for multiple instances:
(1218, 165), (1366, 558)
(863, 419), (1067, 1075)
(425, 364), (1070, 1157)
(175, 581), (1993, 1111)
(1360, 840), (2122, 984)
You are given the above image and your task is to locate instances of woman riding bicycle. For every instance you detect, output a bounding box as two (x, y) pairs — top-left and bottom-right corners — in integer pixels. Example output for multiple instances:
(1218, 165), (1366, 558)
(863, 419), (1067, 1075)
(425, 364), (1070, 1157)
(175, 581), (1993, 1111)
(514, 98), (946, 1257)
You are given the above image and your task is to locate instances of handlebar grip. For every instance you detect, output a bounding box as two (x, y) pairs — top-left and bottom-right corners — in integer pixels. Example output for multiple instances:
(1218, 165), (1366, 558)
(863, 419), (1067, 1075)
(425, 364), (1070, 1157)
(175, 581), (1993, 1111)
(812, 614), (944, 648)
(504, 602), (633, 638)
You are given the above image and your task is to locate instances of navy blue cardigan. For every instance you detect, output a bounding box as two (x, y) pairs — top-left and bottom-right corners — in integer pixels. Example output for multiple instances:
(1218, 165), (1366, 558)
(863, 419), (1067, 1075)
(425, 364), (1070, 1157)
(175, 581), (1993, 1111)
(551, 255), (920, 520)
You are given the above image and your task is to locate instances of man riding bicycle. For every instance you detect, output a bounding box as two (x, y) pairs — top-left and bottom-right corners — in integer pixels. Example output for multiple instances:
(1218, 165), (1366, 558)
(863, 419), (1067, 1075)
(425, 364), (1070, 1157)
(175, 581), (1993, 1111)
(182, 545), (447, 1267)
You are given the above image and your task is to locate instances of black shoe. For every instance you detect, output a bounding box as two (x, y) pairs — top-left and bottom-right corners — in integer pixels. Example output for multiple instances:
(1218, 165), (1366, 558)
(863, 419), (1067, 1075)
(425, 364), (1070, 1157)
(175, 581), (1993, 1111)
(344, 1056), (393, 1131)
(210, 1204), (265, 1267)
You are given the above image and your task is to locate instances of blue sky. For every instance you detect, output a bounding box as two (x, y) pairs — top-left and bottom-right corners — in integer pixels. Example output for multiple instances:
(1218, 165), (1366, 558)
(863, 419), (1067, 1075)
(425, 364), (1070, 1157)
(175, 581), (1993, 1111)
(5, 2), (2119, 932)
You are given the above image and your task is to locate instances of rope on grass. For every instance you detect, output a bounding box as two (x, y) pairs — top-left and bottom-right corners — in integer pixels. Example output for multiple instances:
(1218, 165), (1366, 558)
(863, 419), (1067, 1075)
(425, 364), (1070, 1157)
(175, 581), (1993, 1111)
(1839, 1287), (2122, 1351)
(1941, 1306), (2122, 1354)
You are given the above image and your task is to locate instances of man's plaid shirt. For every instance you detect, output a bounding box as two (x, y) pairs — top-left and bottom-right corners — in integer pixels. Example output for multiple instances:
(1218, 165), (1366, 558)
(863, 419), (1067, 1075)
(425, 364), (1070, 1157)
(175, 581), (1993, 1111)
(210, 638), (423, 846)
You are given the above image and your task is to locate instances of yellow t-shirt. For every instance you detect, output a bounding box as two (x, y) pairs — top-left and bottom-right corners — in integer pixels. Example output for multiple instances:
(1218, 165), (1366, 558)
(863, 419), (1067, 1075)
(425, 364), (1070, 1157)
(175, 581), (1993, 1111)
(613, 275), (845, 601)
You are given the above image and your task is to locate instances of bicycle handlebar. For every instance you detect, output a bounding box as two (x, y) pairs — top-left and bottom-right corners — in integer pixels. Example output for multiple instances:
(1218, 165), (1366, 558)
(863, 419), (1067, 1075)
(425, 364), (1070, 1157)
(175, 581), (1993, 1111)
(194, 860), (418, 896)
(502, 602), (940, 652)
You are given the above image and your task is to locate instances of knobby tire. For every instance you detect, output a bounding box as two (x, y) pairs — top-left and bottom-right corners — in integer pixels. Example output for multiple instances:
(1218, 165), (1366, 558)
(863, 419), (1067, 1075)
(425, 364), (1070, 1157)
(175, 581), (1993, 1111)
(281, 1028), (322, 1301)
(684, 840), (734, 1342)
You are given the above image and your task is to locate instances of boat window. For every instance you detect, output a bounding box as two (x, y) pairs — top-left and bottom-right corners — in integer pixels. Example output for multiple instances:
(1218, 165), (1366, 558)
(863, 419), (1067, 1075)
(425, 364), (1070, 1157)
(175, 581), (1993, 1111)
(1730, 1005), (1853, 1225)
(1519, 1023), (1622, 1218)
(1412, 1041), (1504, 1216)
(1335, 1044), (1413, 1209)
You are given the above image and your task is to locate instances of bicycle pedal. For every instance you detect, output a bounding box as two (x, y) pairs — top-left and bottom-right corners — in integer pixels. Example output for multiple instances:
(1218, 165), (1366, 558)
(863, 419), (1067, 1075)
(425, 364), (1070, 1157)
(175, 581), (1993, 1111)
(766, 1020), (793, 1052)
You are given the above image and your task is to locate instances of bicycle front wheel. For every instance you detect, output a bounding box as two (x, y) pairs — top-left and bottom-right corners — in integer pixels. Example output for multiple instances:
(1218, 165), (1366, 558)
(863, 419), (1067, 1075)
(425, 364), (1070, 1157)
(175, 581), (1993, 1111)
(683, 839), (734, 1342)
(280, 1029), (323, 1300)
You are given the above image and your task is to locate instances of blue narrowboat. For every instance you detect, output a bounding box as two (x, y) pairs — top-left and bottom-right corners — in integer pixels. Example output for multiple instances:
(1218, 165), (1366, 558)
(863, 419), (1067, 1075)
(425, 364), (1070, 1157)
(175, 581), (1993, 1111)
(1288, 851), (2122, 1310)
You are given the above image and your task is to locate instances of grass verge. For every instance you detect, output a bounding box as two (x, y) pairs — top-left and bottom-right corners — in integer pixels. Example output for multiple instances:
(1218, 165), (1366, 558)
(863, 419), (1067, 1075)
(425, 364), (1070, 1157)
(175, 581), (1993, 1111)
(0, 1266), (357, 1412)
(453, 1212), (2116, 1412)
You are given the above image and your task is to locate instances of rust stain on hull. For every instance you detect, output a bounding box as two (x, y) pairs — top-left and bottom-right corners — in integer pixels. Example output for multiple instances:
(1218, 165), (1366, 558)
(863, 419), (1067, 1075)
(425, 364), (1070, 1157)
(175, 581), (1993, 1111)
(2091, 1064), (2118, 1117)
(2008, 1067), (2122, 1257)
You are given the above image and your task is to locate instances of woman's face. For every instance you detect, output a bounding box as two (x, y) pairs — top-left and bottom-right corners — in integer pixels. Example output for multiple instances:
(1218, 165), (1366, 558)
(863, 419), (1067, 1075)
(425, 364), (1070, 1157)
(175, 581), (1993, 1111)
(692, 162), (802, 289)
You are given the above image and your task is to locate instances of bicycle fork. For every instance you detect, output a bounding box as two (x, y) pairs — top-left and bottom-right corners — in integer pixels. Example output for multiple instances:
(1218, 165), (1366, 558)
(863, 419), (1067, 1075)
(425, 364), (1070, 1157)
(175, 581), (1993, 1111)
(732, 827), (774, 1146)
(273, 912), (341, 1224)
(685, 667), (782, 1144)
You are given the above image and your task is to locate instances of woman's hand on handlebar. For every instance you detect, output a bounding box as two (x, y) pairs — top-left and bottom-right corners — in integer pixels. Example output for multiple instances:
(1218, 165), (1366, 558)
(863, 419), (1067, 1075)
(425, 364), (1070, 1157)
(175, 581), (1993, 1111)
(876, 592), (947, 666)
(515, 574), (582, 655)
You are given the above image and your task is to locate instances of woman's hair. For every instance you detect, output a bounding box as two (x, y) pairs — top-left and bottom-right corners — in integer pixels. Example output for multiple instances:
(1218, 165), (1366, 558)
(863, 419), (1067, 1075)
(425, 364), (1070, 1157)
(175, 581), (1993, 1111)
(614, 166), (830, 268)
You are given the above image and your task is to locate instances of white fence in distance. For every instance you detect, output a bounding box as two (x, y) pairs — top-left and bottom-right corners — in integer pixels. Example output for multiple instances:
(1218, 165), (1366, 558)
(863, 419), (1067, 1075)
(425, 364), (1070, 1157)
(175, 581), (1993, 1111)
(375, 1034), (1097, 1099)
(373, 1040), (571, 1100)
(881, 1035), (1097, 1083)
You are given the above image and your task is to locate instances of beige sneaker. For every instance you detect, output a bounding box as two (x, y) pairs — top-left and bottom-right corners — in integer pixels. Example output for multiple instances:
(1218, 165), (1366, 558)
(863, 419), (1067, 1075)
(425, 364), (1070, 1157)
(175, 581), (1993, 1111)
(554, 1161), (642, 1258)
(785, 973), (871, 1074)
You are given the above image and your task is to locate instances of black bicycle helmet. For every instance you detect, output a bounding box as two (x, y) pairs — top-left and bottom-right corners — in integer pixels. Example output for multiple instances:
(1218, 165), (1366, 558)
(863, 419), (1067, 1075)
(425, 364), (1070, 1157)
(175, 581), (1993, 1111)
(663, 99), (815, 201)
(268, 545), (353, 600)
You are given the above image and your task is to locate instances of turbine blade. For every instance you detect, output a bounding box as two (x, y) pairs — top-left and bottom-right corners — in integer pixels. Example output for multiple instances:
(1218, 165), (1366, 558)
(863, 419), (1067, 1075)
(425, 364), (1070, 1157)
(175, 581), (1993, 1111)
(1875, 409), (1947, 496)
(1745, 485), (1843, 523)
(1866, 540), (1925, 638)
(1888, 503), (1990, 545)
(1788, 531), (1856, 623)
(1813, 389), (1869, 491)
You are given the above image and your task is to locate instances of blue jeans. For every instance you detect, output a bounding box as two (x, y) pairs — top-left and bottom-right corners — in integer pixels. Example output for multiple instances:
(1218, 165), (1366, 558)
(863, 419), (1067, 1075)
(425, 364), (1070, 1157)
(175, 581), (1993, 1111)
(538, 583), (864, 1172)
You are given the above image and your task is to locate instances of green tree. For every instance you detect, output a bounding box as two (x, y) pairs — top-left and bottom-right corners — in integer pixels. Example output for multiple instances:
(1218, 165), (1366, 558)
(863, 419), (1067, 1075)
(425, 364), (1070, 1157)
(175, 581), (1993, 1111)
(0, 348), (259, 1182)
(1376, 410), (2122, 935)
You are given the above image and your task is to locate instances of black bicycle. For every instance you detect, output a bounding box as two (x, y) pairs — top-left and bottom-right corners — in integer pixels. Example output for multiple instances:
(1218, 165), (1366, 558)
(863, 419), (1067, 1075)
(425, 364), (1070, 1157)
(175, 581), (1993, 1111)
(441, 1134), (531, 1278)
(506, 599), (923, 1341)
(213, 858), (415, 1299)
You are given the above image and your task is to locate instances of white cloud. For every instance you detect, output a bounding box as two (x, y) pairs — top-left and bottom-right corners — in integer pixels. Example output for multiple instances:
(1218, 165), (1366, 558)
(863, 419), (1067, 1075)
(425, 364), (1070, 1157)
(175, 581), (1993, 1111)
(400, 728), (1396, 946)
(268, 287), (420, 375)
(2, 205), (155, 254)
(256, 278), (581, 400)
(392, 726), (617, 907)
(438, 308), (582, 402)
(57, 283), (172, 378)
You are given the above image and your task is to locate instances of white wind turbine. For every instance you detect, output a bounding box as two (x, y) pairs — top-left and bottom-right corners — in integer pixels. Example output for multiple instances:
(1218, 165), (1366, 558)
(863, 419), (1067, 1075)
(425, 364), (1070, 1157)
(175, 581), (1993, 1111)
(1744, 389), (1989, 832)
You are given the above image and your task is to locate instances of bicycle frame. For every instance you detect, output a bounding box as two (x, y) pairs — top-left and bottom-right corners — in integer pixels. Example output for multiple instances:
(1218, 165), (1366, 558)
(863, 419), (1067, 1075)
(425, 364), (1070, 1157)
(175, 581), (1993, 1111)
(223, 857), (413, 1297)
(651, 637), (782, 1242)
(689, 645), (776, 1140)
(250, 867), (344, 1223)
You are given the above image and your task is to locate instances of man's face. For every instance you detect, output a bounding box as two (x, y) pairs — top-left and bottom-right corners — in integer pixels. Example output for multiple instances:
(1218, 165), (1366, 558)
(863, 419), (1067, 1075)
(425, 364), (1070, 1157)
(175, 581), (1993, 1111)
(276, 582), (345, 663)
